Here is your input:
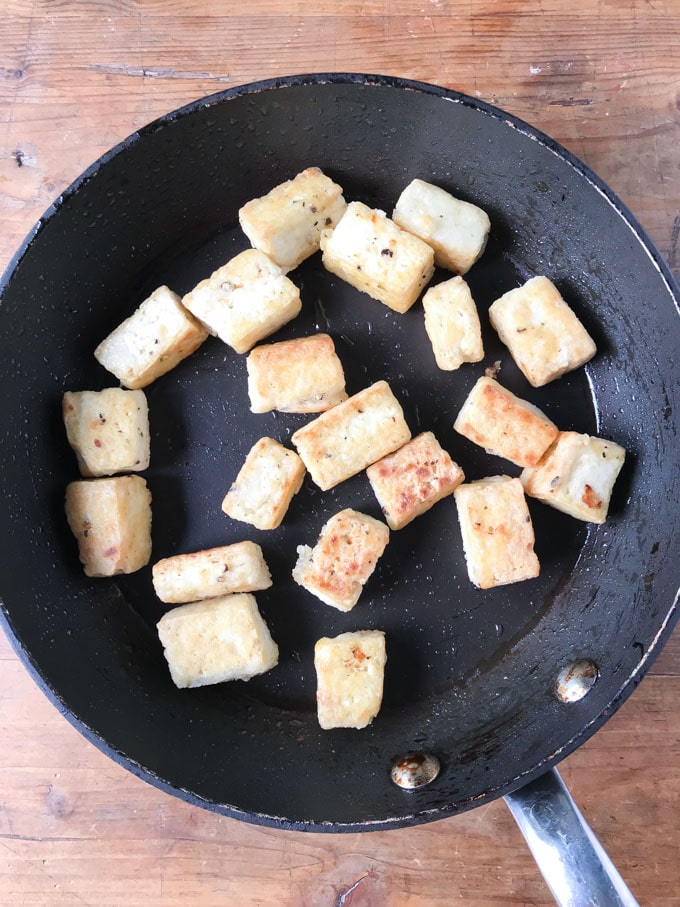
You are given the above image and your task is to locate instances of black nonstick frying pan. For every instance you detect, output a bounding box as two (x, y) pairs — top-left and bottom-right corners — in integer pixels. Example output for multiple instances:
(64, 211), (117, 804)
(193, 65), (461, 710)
(0, 74), (678, 904)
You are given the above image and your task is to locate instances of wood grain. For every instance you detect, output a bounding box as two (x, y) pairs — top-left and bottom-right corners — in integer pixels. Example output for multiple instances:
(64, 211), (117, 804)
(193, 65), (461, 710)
(0, 635), (677, 906)
(0, 0), (679, 904)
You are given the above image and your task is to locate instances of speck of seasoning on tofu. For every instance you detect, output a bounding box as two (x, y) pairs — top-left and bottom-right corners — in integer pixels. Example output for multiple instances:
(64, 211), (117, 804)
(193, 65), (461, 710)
(422, 276), (484, 370)
(293, 509), (389, 611)
(488, 276), (597, 387)
(314, 630), (387, 729)
(520, 431), (626, 523)
(454, 476), (540, 589)
(320, 201), (435, 313)
(246, 333), (347, 413)
(392, 178), (491, 274)
(156, 593), (279, 688)
(291, 380), (411, 490)
(366, 432), (465, 529)
(152, 541), (272, 604)
(62, 388), (150, 477)
(239, 167), (347, 272)
(221, 437), (306, 530)
(453, 376), (558, 467)
(182, 249), (302, 354)
(65, 475), (152, 577)
(94, 286), (208, 389)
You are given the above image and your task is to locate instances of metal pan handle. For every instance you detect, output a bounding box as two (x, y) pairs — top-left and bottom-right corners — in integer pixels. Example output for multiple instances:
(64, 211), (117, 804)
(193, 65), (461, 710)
(504, 769), (639, 907)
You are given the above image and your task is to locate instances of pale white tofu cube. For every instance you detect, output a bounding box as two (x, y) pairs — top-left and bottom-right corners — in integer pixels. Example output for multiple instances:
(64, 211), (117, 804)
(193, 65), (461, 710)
(520, 431), (626, 523)
(182, 249), (302, 354)
(65, 475), (152, 577)
(454, 476), (540, 589)
(152, 541), (272, 604)
(489, 276), (597, 387)
(320, 201), (435, 313)
(393, 179), (491, 274)
(239, 167), (347, 272)
(246, 333), (347, 413)
(422, 276), (484, 370)
(94, 286), (208, 389)
(63, 388), (150, 477)
(454, 376), (558, 468)
(291, 380), (411, 490)
(156, 593), (279, 688)
(293, 509), (389, 612)
(366, 432), (465, 530)
(315, 630), (387, 729)
(221, 437), (306, 530)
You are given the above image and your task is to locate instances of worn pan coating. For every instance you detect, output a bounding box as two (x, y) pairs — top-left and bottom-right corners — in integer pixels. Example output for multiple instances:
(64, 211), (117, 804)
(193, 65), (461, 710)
(0, 74), (678, 830)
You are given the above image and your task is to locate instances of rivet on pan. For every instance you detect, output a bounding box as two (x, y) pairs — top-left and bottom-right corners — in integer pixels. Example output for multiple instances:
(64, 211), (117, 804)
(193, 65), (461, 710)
(555, 659), (598, 703)
(391, 752), (440, 790)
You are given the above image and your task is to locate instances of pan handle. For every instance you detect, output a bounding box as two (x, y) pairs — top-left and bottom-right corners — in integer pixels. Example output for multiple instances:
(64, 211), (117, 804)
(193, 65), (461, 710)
(504, 768), (639, 907)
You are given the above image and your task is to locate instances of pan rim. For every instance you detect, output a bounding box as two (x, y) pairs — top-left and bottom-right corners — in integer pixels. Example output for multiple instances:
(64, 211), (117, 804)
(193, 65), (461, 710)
(0, 72), (678, 832)
(3, 72), (679, 307)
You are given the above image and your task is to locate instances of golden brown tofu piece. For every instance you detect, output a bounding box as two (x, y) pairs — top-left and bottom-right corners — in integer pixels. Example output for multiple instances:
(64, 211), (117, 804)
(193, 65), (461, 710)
(454, 476), (540, 589)
(314, 630), (387, 729)
(157, 594), (279, 688)
(488, 276), (597, 387)
(521, 431), (626, 524)
(182, 249), (302, 354)
(453, 376), (558, 468)
(422, 276), (484, 371)
(246, 333), (347, 413)
(221, 437), (306, 530)
(366, 432), (465, 529)
(293, 509), (389, 611)
(63, 388), (150, 478)
(320, 201), (435, 313)
(65, 475), (152, 577)
(94, 286), (208, 389)
(393, 178), (491, 274)
(152, 541), (272, 604)
(291, 380), (411, 490)
(239, 167), (347, 271)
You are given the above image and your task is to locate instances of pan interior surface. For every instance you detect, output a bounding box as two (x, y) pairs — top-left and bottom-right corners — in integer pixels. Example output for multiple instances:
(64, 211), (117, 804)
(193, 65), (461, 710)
(0, 75), (677, 829)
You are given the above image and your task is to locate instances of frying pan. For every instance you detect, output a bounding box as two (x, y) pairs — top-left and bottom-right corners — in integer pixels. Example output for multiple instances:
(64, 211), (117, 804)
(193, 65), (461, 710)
(0, 74), (678, 904)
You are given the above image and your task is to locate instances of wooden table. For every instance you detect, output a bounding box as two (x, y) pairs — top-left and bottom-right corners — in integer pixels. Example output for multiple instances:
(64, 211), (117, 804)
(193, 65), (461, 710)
(1, 2), (678, 904)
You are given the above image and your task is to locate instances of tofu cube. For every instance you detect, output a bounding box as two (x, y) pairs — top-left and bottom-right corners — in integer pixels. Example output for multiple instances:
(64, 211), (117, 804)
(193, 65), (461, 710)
(156, 594), (279, 688)
(393, 179), (491, 274)
(488, 276), (597, 387)
(182, 249), (302, 354)
(320, 201), (435, 314)
(454, 476), (540, 589)
(65, 475), (152, 577)
(221, 437), (305, 530)
(454, 376), (558, 468)
(520, 431), (626, 523)
(94, 286), (208, 389)
(314, 630), (387, 729)
(239, 167), (347, 272)
(293, 509), (389, 612)
(246, 333), (347, 414)
(366, 432), (465, 530)
(152, 541), (272, 604)
(422, 276), (484, 370)
(62, 388), (150, 478)
(291, 380), (411, 490)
